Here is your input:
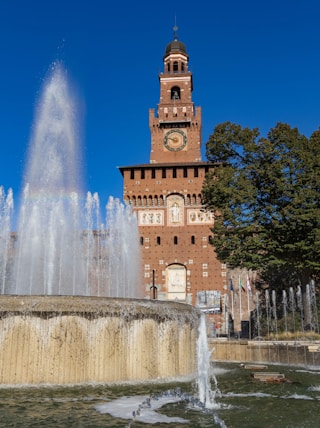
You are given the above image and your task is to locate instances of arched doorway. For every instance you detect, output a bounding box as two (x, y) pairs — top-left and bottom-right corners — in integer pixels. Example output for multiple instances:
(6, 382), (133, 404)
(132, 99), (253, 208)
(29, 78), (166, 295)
(166, 264), (186, 301)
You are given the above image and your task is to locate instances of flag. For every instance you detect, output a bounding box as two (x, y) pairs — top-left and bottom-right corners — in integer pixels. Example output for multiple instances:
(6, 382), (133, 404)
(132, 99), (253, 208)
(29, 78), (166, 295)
(239, 275), (246, 292)
(246, 274), (252, 294)
(229, 278), (234, 291)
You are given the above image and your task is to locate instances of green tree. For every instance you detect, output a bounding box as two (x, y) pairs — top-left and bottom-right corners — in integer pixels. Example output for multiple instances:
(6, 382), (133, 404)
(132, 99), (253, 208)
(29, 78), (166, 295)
(202, 121), (320, 289)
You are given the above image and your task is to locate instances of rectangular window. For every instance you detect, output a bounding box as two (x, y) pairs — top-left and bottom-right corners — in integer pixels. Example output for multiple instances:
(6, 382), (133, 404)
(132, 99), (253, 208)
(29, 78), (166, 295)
(196, 290), (221, 313)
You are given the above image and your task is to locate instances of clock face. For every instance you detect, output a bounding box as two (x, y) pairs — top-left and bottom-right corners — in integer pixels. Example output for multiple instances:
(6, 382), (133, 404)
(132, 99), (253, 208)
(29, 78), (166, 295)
(163, 129), (187, 152)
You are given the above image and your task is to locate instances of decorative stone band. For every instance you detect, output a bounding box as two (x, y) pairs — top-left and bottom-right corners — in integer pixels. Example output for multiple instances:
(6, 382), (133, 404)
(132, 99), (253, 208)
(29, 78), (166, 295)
(0, 295), (201, 385)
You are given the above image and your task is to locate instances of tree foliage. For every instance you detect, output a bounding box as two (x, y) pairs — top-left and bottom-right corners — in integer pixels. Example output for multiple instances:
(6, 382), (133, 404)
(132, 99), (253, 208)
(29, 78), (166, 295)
(202, 122), (320, 288)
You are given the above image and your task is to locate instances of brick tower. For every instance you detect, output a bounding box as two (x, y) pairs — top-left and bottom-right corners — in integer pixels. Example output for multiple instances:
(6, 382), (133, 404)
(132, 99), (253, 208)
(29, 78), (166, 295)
(119, 28), (227, 324)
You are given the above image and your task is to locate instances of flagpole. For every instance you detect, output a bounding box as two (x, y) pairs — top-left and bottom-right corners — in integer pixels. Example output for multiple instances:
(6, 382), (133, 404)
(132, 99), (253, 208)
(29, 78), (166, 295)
(229, 278), (235, 322)
(231, 290), (234, 320)
(239, 275), (242, 323)
(247, 285), (250, 338)
(224, 293), (228, 335)
(246, 274), (252, 339)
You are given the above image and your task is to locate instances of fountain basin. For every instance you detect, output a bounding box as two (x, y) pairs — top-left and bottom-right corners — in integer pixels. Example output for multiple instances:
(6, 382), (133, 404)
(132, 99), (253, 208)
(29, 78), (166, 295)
(210, 338), (320, 367)
(0, 296), (200, 386)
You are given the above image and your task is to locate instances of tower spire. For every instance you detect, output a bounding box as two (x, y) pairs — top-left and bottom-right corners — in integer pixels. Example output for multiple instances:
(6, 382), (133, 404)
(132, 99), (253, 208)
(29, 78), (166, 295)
(173, 17), (178, 40)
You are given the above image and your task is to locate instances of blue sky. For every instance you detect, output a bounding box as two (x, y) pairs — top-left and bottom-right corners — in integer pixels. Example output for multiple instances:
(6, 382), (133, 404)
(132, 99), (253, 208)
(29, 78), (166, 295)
(1, 0), (320, 209)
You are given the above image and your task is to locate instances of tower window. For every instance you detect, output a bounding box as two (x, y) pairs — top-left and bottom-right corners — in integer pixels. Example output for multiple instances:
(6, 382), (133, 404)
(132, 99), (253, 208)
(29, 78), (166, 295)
(156, 236), (161, 245)
(194, 167), (199, 178)
(181, 62), (185, 72)
(130, 169), (134, 179)
(173, 168), (177, 178)
(162, 169), (166, 179)
(173, 61), (178, 73)
(152, 169), (156, 179)
(171, 86), (180, 100)
(140, 236), (144, 245)
(141, 169), (145, 179)
(174, 236), (178, 245)
(191, 236), (195, 245)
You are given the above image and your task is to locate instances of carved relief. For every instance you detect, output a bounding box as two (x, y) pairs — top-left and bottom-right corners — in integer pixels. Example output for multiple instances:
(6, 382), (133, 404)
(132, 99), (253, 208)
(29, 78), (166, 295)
(187, 209), (214, 225)
(167, 195), (184, 226)
(138, 210), (164, 226)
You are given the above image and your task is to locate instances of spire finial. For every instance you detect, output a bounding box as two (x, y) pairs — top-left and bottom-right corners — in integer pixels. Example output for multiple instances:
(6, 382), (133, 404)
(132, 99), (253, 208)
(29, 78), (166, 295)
(173, 16), (178, 40)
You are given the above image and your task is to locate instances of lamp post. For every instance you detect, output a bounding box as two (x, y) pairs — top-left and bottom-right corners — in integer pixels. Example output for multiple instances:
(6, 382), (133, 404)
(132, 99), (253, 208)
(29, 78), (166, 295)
(150, 269), (157, 300)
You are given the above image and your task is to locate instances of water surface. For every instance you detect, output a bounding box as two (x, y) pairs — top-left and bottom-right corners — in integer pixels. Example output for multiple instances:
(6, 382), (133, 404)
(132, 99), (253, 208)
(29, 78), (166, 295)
(1, 363), (320, 427)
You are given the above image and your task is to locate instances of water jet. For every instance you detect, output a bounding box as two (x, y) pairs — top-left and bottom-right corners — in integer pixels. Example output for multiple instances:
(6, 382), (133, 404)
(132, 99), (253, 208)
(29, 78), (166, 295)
(0, 63), (200, 386)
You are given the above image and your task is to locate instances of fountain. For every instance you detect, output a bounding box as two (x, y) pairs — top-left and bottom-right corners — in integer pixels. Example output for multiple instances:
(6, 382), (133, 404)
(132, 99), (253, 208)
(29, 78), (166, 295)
(211, 284), (320, 369)
(0, 63), (200, 386)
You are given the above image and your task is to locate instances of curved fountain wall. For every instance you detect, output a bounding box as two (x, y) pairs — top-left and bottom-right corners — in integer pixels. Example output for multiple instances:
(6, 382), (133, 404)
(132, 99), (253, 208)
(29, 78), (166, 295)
(0, 296), (200, 385)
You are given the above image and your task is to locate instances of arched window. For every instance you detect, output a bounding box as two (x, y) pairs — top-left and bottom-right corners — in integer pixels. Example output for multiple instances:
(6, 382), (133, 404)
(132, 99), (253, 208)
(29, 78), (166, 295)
(173, 61), (178, 72)
(181, 62), (185, 72)
(171, 86), (180, 100)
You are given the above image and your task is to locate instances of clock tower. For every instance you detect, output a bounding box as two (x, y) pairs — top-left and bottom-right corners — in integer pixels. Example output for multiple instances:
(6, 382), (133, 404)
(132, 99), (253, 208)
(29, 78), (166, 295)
(149, 26), (202, 164)
(119, 28), (227, 330)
